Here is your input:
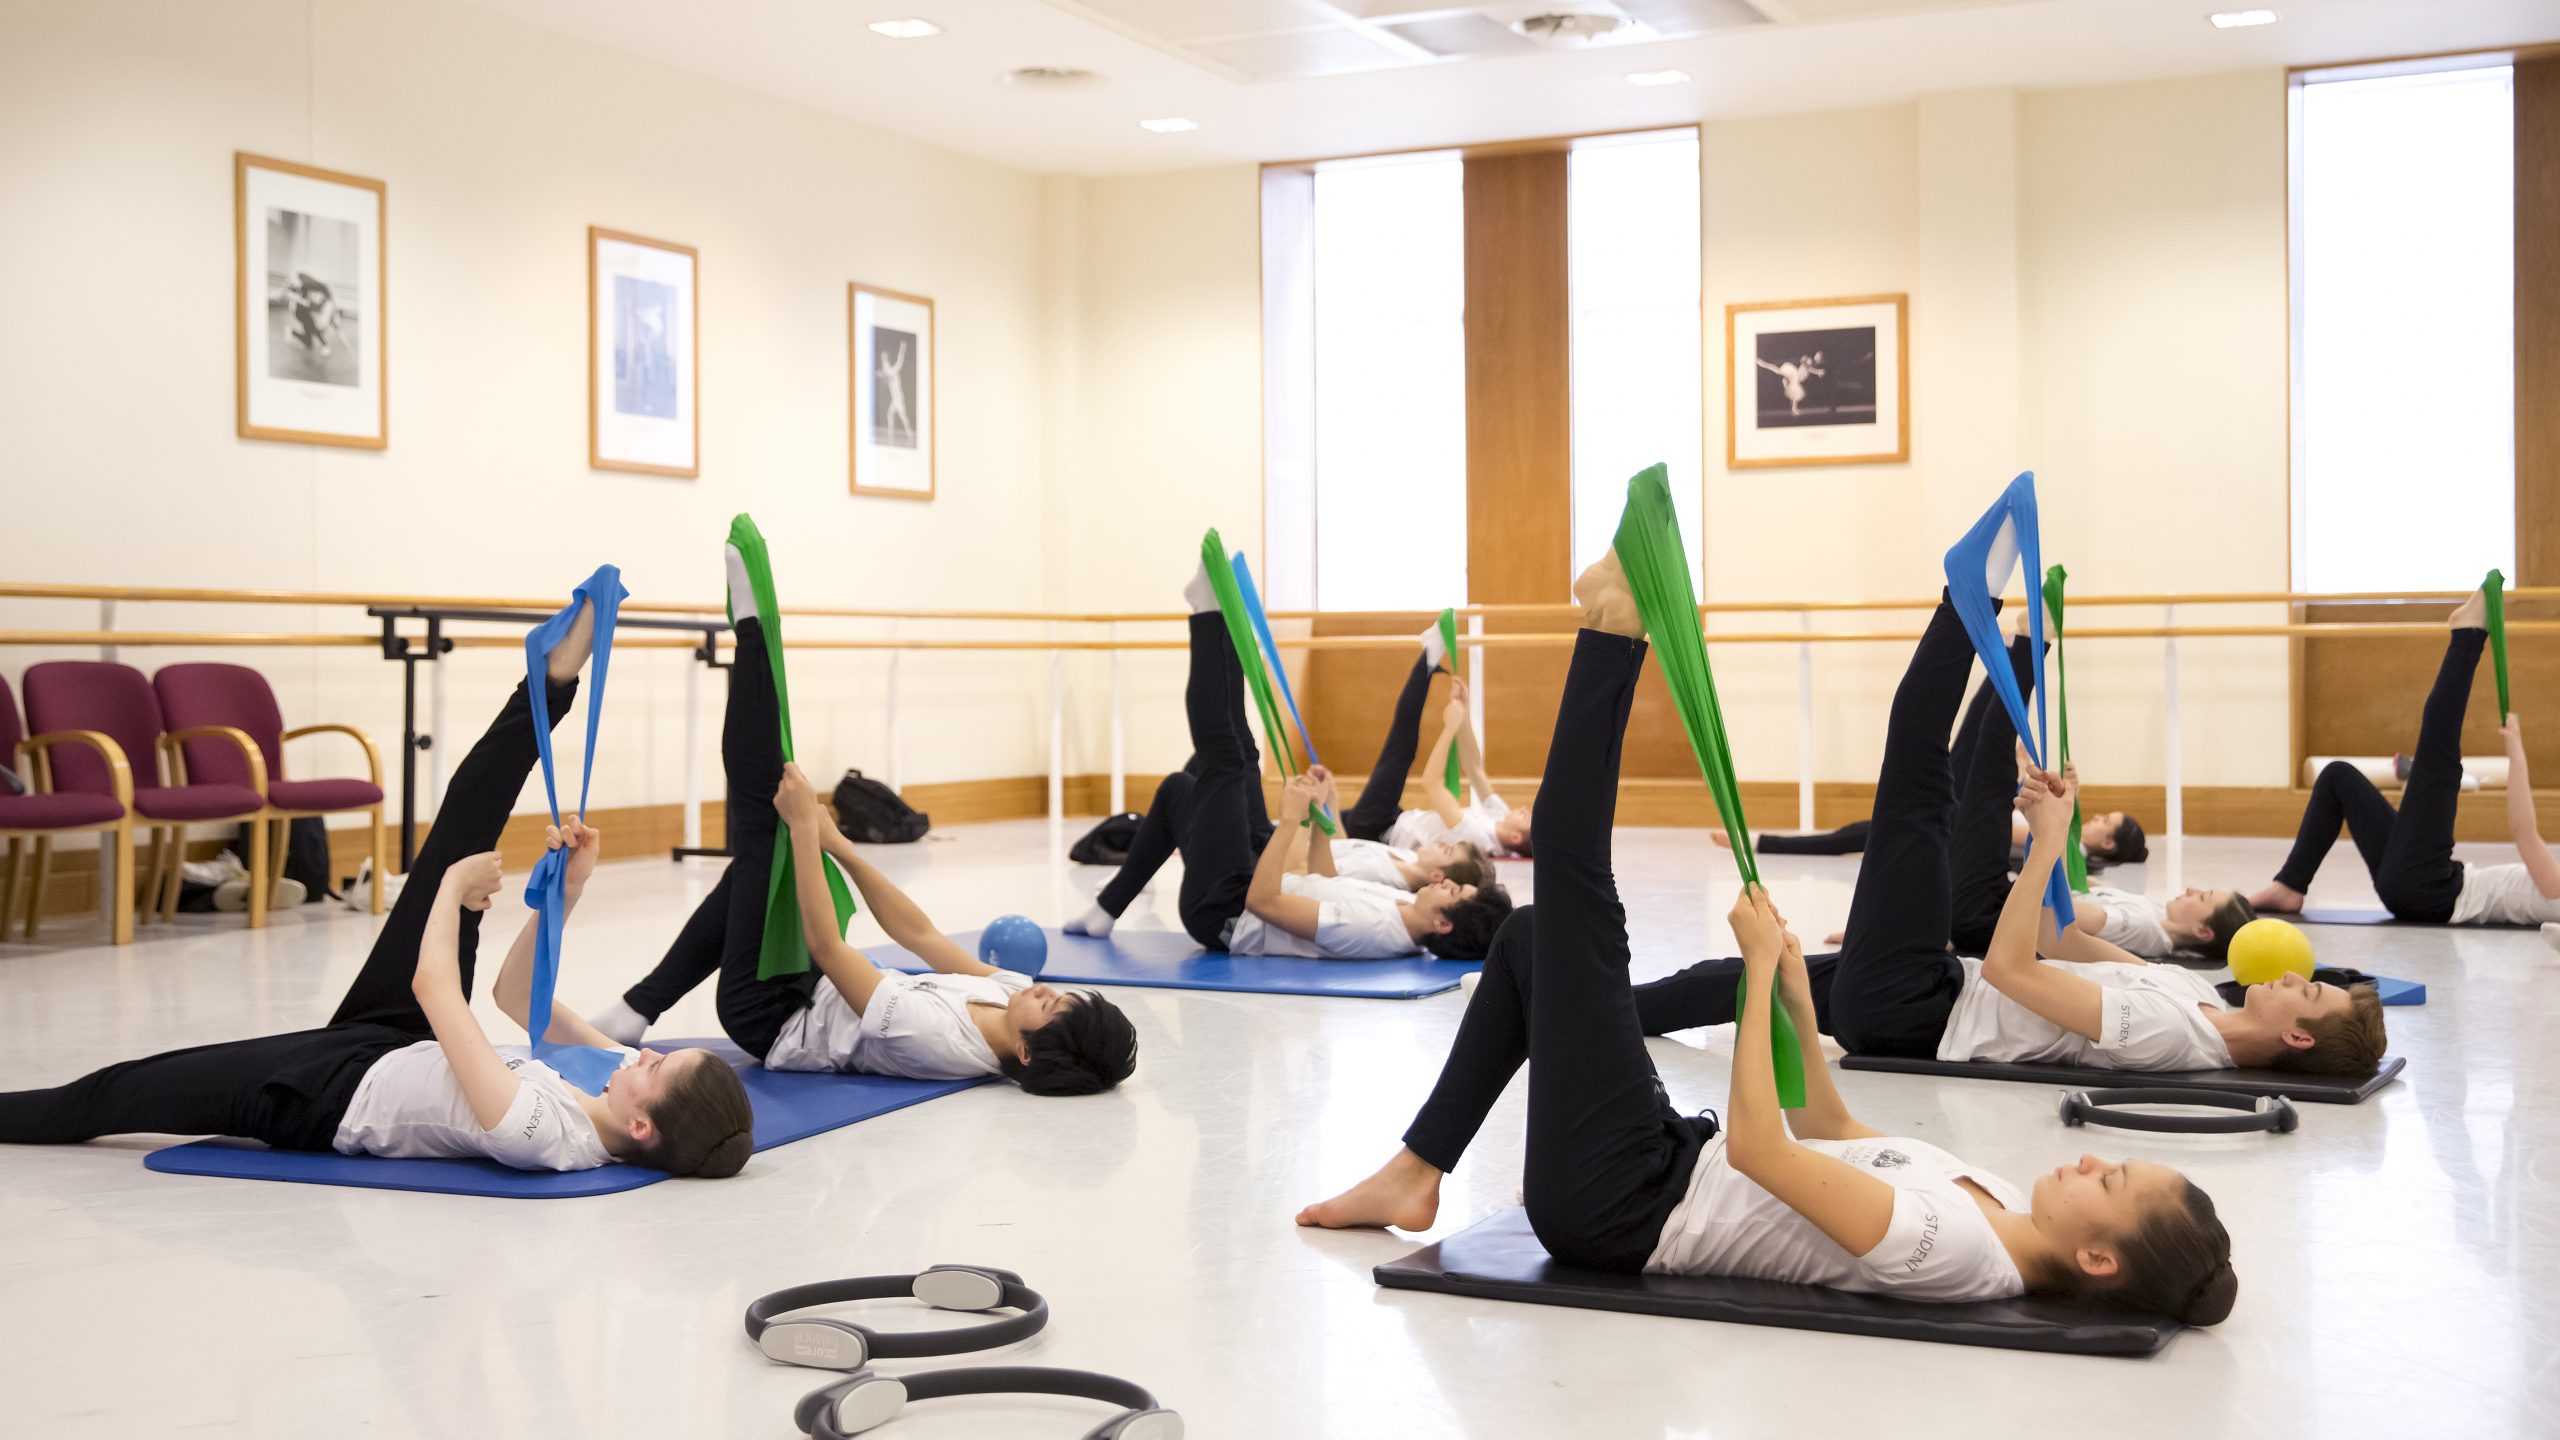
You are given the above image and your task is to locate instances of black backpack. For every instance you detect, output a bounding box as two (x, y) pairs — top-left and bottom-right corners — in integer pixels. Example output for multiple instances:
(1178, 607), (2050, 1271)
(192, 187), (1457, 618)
(831, 769), (929, 843)
(1069, 812), (1144, 865)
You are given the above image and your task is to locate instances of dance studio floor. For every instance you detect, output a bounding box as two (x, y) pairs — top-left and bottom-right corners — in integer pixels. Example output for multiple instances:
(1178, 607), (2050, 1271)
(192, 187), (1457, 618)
(1, 823), (2553, 1438)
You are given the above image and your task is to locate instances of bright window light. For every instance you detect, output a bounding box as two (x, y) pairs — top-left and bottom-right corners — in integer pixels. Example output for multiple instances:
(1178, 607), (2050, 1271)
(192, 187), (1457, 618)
(1312, 157), (1468, 610)
(2296, 66), (2513, 593)
(2210, 9), (2279, 28)
(1137, 117), (1199, 133)
(1569, 130), (1703, 594)
(1627, 69), (1691, 87)
(867, 18), (941, 39)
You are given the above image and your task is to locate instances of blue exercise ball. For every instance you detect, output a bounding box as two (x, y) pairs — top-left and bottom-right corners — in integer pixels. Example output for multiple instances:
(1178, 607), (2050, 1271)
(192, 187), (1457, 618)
(980, 914), (1048, 977)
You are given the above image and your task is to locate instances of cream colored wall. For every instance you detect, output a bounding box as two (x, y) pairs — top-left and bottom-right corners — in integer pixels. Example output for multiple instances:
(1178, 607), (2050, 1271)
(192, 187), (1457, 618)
(0, 0), (1064, 845)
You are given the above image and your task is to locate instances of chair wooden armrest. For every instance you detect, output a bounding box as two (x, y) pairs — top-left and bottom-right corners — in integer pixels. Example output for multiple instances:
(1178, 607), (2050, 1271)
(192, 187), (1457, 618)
(283, 722), (383, 786)
(20, 730), (136, 809)
(159, 725), (270, 792)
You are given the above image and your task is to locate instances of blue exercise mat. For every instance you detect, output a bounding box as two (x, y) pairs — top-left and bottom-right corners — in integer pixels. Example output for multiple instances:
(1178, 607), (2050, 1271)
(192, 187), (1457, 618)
(2374, 976), (2426, 1006)
(142, 1041), (984, 1199)
(876, 927), (1479, 1000)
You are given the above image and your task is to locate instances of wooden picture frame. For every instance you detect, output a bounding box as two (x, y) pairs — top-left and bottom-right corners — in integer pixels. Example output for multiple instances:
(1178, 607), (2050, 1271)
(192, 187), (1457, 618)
(848, 281), (935, 501)
(1725, 293), (1909, 469)
(235, 153), (388, 449)
(588, 227), (699, 478)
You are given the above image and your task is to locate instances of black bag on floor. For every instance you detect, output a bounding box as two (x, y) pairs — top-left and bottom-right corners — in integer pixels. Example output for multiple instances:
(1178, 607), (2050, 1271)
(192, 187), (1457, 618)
(1070, 812), (1143, 866)
(832, 769), (929, 843)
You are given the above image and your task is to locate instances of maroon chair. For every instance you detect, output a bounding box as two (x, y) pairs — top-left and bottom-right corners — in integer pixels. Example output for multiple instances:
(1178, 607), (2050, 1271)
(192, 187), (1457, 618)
(21, 661), (272, 931)
(3, 671), (138, 944)
(155, 663), (385, 918)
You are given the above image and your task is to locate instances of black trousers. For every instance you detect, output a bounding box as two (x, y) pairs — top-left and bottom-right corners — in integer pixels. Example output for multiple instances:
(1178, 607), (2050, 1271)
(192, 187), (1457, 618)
(0, 675), (574, 1149)
(1756, 820), (1870, 856)
(1342, 652), (1439, 842)
(2273, 628), (2483, 922)
(1088, 614), (1264, 948)
(616, 618), (815, 1057)
(1399, 629), (1712, 1275)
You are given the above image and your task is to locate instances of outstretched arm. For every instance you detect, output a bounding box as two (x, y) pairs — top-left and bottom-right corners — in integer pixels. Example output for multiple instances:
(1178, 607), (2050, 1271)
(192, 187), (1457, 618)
(774, 767), (890, 1014)
(1306, 766), (1340, 878)
(1245, 773), (1327, 940)
(491, 819), (628, 1048)
(1422, 695), (1467, 829)
(1979, 771), (2106, 1038)
(1450, 678), (1498, 805)
(803, 794), (992, 976)
(2502, 718), (2560, 899)
(2036, 900), (2145, 966)
(1774, 928), (1879, 1143)
(411, 852), (528, 1130)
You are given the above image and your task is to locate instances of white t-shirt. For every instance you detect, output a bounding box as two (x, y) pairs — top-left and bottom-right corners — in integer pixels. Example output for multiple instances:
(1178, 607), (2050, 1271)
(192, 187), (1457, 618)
(1937, 957), (2233, 1071)
(1385, 791), (1507, 855)
(1226, 872), (1420, 960)
(1330, 838), (1415, 890)
(765, 967), (1033, 1080)
(2087, 885), (2174, 959)
(333, 1040), (632, 1172)
(2450, 862), (2560, 926)
(1647, 1135), (2027, 1303)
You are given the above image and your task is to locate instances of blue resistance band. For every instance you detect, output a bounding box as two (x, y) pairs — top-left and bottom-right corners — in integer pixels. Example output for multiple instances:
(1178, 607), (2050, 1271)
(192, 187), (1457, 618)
(1942, 474), (2075, 927)
(1231, 554), (1335, 828)
(521, 565), (630, 1095)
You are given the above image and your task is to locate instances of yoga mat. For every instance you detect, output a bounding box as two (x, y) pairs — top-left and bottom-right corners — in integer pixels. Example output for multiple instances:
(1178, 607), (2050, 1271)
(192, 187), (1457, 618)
(731, 515), (858, 981)
(1944, 474), (2074, 926)
(142, 1042), (985, 1198)
(2294, 907), (2545, 930)
(2485, 568), (2510, 721)
(1612, 463), (1805, 1108)
(872, 927), (1477, 1000)
(519, 565), (628, 1095)
(1374, 1208), (2181, 1356)
(2042, 564), (2089, 895)
(1840, 1053), (2406, 1104)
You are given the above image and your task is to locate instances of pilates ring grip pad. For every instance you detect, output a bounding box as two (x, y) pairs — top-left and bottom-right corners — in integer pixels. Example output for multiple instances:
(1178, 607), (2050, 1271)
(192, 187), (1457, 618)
(2058, 1087), (2300, 1135)
(746, 1267), (1049, 1370)
(797, 1367), (1182, 1440)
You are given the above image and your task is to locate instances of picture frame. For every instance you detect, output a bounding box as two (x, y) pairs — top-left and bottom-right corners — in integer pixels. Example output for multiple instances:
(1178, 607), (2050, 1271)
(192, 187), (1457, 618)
(236, 153), (387, 449)
(589, 227), (699, 478)
(848, 281), (935, 501)
(1725, 293), (1908, 469)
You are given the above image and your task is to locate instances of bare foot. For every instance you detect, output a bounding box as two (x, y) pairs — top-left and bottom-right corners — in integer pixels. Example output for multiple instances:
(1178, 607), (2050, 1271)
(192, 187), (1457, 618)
(1707, 829), (1732, 850)
(1823, 930), (1846, 946)
(2247, 882), (2304, 914)
(547, 594), (597, 682)
(1296, 1148), (1442, 1232)
(2449, 587), (2487, 632)
(1574, 555), (1644, 639)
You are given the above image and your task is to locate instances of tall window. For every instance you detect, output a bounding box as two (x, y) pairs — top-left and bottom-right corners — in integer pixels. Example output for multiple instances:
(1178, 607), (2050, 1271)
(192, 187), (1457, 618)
(1310, 155), (1468, 611)
(1569, 130), (1703, 592)
(2294, 65), (2514, 593)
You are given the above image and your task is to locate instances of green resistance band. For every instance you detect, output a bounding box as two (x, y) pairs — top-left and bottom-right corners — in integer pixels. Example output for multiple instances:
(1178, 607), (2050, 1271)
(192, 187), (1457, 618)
(2042, 565), (2089, 894)
(2485, 568), (2510, 722)
(1611, 464), (1804, 1108)
(730, 514), (858, 980)
(1437, 608), (1463, 799)
(1200, 530), (1337, 835)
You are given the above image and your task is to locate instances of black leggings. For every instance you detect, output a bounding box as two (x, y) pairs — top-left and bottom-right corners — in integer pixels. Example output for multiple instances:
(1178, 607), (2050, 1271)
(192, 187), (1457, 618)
(1397, 629), (1712, 1275)
(1087, 615), (1264, 948)
(616, 619), (815, 1057)
(2273, 628), (2483, 922)
(0, 676), (574, 1149)
(1342, 652), (1439, 842)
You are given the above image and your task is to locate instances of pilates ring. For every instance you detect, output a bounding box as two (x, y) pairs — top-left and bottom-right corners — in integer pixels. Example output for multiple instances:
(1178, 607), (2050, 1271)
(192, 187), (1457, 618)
(796, 1365), (1182, 1440)
(746, 1267), (1050, 1371)
(2057, 1087), (2300, 1135)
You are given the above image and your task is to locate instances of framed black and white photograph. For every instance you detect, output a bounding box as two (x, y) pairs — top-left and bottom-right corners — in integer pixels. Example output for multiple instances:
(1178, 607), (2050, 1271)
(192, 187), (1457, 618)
(236, 153), (386, 449)
(849, 281), (934, 500)
(1726, 294), (1907, 469)
(589, 227), (698, 478)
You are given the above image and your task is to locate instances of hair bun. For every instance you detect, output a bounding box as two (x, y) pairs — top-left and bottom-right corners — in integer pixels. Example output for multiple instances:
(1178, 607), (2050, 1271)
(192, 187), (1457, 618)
(2181, 1259), (2238, 1327)
(697, 1127), (753, 1180)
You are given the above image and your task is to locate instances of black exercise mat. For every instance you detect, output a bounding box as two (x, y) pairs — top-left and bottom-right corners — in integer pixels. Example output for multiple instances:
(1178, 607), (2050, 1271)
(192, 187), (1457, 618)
(1840, 1053), (2405, 1103)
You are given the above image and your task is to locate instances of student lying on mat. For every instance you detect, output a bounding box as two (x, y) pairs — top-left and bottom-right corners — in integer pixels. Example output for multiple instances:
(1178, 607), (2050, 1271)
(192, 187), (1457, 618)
(0, 605), (754, 1176)
(1298, 557), (2238, 1328)
(1319, 690), (1496, 895)
(2249, 586), (2560, 928)
(1068, 560), (1512, 960)
(1630, 598), (2385, 1077)
(588, 545), (1135, 1097)
(1336, 624), (1532, 857)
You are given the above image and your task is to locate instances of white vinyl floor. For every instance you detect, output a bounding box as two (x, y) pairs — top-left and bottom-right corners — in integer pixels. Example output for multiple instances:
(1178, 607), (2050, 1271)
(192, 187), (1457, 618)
(2, 822), (2555, 1438)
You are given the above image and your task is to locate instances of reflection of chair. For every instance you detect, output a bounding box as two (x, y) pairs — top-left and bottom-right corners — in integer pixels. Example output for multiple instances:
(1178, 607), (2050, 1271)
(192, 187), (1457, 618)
(23, 661), (272, 932)
(155, 664), (385, 921)
(5, 671), (138, 943)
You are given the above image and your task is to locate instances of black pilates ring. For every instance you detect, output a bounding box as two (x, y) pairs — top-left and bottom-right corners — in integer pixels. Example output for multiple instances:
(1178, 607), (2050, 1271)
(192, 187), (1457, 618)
(745, 1267), (1050, 1371)
(797, 1365), (1182, 1440)
(2057, 1087), (2300, 1135)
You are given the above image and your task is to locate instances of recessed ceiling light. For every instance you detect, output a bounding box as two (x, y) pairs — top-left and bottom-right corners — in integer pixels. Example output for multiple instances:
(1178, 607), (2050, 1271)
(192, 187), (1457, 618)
(867, 18), (940, 39)
(1138, 117), (1199, 134)
(1627, 69), (1691, 87)
(2208, 9), (2279, 28)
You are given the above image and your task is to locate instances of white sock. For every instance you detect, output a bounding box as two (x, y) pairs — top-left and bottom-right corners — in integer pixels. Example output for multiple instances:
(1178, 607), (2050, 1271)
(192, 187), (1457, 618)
(1182, 560), (1218, 615)
(725, 543), (758, 625)
(1065, 903), (1117, 939)
(2543, 922), (2559, 954)
(589, 998), (648, 1046)
(1419, 622), (1447, 672)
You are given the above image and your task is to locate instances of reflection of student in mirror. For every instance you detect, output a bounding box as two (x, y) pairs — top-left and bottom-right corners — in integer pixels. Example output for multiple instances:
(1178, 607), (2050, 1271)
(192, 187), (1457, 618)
(876, 337), (912, 446)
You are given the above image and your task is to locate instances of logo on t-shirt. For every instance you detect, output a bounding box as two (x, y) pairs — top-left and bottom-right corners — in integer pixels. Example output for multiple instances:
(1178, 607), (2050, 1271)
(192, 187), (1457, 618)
(1869, 1149), (1912, 1169)
(1899, 1205), (1942, 1274)
(520, 1090), (549, 1140)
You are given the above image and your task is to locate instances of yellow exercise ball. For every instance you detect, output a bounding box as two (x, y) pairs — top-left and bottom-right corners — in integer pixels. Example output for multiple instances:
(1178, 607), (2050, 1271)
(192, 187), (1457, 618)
(2228, 917), (2316, 985)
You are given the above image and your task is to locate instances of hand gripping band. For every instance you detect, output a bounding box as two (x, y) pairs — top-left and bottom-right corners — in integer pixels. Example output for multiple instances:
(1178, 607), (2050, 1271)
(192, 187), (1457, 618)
(746, 1267), (1050, 1371)
(2058, 1087), (2300, 1136)
(797, 1366), (1181, 1440)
